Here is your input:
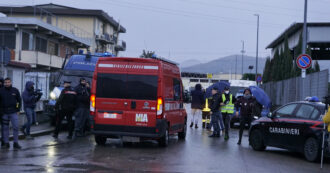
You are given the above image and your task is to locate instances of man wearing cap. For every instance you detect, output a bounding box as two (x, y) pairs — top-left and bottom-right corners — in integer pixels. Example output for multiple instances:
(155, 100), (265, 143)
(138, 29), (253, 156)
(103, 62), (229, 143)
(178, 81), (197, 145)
(209, 87), (221, 137)
(53, 81), (77, 139)
(220, 86), (236, 140)
(74, 78), (90, 137)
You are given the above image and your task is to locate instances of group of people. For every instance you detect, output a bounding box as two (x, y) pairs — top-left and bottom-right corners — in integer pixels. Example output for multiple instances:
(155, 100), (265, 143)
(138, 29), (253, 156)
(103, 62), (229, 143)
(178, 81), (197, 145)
(190, 84), (257, 145)
(53, 77), (91, 139)
(0, 78), (42, 149)
(0, 76), (91, 150)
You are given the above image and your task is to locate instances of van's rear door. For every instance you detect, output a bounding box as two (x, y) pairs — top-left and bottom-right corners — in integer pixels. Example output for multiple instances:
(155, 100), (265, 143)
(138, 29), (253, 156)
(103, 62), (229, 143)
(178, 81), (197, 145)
(95, 60), (159, 129)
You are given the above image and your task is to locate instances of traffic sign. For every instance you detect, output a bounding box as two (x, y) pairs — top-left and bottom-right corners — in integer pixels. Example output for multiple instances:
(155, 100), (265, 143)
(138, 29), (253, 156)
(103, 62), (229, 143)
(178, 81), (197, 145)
(207, 73), (212, 79)
(296, 54), (312, 70)
(256, 75), (262, 82)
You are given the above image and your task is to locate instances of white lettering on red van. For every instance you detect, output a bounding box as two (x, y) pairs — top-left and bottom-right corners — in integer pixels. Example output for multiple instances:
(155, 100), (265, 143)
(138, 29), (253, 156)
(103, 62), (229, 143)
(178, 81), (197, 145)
(165, 102), (180, 111)
(136, 114), (148, 123)
(98, 64), (158, 70)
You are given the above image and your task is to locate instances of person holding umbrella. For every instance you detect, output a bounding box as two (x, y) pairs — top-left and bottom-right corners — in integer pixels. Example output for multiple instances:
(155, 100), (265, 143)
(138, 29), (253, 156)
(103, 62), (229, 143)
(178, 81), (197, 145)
(235, 88), (256, 145)
(209, 87), (222, 138)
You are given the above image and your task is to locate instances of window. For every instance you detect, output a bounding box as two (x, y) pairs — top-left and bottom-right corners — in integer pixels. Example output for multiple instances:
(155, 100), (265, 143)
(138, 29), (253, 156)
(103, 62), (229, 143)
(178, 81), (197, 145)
(173, 78), (181, 101)
(211, 80), (219, 83)
(0, 30), (16, 49)
(48, 41), (59, 56)
(310, 108), (321, 120)
(36, 37), (47, 53)
(22, 32), (34, 50)
(190, 79), (199, 82)
(276, 104), (297, 117)
(200, 79), (209, 83)
(96, 73), (158, 100)
(296, 104), (315, 119)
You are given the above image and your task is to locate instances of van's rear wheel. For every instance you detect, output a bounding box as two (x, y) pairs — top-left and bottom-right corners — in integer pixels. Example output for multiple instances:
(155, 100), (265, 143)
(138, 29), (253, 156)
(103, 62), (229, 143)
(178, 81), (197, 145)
(159, 128), (169, 147)
(95, 135), (107, 145)
(178, 119), (187, 140)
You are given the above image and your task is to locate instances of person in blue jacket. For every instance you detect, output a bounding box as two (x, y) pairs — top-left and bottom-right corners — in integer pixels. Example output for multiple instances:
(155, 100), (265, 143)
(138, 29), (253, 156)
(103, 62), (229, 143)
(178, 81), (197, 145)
(21, 81), (42, 139)
(0, 78), (22, 149)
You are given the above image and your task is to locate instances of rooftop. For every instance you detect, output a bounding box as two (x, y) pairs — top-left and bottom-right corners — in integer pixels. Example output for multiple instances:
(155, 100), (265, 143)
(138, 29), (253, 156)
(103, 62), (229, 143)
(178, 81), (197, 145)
(0, 17), (91, 47)
(0, 3), (126, 33)
(266, 22), (330, 49)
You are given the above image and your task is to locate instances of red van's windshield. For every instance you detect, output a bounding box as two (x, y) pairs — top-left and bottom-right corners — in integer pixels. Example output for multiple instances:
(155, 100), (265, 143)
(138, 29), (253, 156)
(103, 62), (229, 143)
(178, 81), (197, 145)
(96, 73), (158, 100)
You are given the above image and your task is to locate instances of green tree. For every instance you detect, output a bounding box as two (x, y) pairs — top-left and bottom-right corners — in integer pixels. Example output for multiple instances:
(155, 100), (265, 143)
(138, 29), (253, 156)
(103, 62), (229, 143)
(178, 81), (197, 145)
(140, 50), (155, 58)
(283, 34), (293, 79)
(271, 49), (280, 81)
(242, 73), (259, 81)
(314, 60), (320, 72)
(263, 57), (271, 83)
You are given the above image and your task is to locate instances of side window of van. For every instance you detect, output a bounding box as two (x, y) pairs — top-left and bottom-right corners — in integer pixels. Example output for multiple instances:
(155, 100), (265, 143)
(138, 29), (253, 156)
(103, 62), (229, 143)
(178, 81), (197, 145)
(173, 78), (181, 101)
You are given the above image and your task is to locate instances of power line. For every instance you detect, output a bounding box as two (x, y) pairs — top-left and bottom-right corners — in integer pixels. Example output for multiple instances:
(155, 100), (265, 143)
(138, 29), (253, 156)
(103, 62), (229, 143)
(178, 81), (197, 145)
(95, 0), (287, 29)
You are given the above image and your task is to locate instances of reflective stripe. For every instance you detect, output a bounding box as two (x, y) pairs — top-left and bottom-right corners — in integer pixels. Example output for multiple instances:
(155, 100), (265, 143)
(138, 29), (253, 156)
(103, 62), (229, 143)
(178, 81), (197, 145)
(221, 94), (234, 114)
(202, 119), (206, 122)
(206, 119), (211, 123)
(202, 98), (211, 112)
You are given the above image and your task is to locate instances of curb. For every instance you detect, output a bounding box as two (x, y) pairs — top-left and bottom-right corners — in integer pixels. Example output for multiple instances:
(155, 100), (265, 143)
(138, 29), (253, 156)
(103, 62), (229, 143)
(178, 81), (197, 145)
(9, 128), (53, 141)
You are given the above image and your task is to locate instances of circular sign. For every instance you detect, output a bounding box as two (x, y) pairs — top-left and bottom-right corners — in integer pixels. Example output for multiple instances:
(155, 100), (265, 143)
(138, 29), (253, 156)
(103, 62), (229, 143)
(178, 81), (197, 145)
(296, 54), (312, 70)
(256, 75), (262, 82)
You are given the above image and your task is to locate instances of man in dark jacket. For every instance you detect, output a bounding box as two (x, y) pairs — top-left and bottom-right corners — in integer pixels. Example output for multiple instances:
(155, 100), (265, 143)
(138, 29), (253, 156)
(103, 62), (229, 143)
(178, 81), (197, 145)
(0, 78), (4, 146)
(53, 81), (77, 139)
(190, 84), (204, 129)
(21, 81), (42, 139)
(209, 87), (221, 137)
(235, 88), (257, 145)
(74, 78), (90, 137)
(0, 78), (22, 149)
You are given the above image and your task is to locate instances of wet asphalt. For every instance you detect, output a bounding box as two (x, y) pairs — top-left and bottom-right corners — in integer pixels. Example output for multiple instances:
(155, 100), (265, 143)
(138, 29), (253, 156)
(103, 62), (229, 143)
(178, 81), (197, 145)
(0, 105), (329, 173)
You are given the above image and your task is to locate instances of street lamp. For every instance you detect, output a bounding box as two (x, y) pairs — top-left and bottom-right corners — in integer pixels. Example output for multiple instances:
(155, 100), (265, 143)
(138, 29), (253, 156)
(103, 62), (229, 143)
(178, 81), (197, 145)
(254, 14), (259, 84)
(241, 40), (245, 76)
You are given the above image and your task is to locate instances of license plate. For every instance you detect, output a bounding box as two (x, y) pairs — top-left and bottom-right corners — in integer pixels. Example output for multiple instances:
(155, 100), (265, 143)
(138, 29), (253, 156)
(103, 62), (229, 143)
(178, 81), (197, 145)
(122, 136), (140, 142)
(104, 113), (117, 119)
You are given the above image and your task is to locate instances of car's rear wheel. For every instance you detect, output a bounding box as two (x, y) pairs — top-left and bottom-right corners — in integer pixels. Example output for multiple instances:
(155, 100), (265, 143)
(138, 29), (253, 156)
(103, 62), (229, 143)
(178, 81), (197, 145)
(95, 135), (107, 145)
(178, 119), (187, 140)
(159, 128), (169, 147)
(249, 129), (266, 151)
(304, 137), (321, 162)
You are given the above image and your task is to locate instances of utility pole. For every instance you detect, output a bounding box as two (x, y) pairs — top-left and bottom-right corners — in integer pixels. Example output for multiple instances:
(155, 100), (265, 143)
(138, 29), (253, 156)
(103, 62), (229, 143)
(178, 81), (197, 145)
(235, 55), (237, 80)
(241, 40), (245, 78)
(254, 14), (259, 84)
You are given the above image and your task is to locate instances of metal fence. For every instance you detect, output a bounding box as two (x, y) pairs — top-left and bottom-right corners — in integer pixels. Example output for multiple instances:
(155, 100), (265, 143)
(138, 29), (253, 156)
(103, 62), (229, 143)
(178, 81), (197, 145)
(261, 69), (329, 106)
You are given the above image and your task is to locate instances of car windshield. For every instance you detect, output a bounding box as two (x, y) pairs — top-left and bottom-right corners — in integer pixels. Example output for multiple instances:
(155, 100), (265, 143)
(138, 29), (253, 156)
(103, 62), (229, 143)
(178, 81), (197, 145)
(96, 73), (158, 100)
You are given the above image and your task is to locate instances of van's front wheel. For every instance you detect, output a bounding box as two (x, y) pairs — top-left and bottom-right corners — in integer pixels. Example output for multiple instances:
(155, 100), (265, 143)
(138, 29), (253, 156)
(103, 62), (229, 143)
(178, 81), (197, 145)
(95, 135), (107, 145)
(159, 128), (169, 147)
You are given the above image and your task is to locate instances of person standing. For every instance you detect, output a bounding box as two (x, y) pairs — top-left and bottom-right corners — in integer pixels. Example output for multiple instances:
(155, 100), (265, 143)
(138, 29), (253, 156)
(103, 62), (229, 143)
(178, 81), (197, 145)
(235, 88), (256, 145)
(21, 81), (42, 139)
(209, 87), (221, 138)
(220, 86), (236, 140)
(74, 78), (90, 137)
(0, 78), (4, 147)
(190, 84), (204, 129)
(0, 78), (22, 149)
(53, 81), (77, 139)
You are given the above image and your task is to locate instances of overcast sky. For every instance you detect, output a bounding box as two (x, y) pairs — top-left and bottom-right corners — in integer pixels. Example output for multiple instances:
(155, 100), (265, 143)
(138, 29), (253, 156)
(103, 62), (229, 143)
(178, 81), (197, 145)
(2, 0), (330, 63)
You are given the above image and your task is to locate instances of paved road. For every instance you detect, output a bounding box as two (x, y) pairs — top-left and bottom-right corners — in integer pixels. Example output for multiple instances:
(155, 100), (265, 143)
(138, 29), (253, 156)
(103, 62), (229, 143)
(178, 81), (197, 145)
(0, 126), (329, 173)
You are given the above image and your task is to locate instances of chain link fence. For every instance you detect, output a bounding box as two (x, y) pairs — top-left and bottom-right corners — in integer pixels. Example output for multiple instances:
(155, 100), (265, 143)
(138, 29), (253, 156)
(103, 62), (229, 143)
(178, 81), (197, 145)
(261, 70), (329, 106)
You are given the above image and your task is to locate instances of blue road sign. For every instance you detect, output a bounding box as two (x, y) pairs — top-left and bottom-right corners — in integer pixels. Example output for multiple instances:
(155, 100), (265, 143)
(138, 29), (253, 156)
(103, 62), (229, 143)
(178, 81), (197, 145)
(256, 75), (262, 82)
(296, 54), (312, 70)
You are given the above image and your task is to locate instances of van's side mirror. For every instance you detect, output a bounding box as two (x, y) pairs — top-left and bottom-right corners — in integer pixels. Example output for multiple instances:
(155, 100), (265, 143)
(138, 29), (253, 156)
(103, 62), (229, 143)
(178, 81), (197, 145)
(267, 112), (273, 118)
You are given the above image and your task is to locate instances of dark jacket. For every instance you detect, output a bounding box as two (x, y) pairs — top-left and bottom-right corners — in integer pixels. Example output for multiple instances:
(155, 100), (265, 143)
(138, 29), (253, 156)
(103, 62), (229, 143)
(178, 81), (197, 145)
(74, 84), (90, 108)
(235, 96), (257, 117)
(0, 86), (22, 114)
(22, 81), (41, 109)
(191, 89), (205, 109)
(209, 93), (221, 112)
(55, 86), (77, 111)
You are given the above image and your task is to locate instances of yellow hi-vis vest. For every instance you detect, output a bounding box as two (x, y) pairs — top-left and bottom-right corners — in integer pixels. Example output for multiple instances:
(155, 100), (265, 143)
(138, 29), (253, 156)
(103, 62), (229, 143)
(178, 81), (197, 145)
(221, 94), (234, 114)
(202, 98), (211, 112)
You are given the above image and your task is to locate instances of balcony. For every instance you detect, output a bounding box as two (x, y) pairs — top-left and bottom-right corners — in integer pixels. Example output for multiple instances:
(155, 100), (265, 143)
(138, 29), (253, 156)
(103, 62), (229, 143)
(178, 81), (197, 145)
(95, 33), (114, 44)
(115, 40), (126, 52)
(20, 50), (64, 69)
